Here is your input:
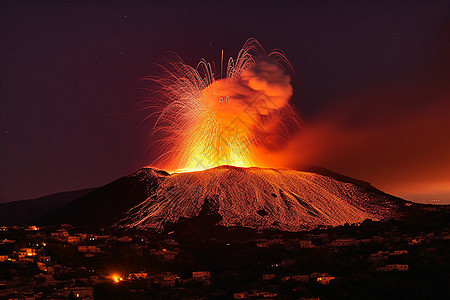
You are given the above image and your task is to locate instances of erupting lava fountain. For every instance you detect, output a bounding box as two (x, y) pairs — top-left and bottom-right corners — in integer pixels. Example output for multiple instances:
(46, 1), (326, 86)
(147, 38), (299, 172)
(117, 39), (409, 232)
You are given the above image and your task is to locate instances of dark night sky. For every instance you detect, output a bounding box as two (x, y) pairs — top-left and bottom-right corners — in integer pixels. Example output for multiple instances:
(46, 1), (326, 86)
(1, 1), (450, 204)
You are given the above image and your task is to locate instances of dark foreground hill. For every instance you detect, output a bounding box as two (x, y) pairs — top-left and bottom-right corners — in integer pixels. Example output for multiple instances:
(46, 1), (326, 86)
(34, 168), (169, 227)
(34, 166), (424, 231)
(0, 188), (95, 226)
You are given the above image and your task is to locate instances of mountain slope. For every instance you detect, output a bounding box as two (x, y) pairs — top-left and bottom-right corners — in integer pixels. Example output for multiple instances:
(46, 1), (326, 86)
(34, 168), (169, 227)
(0, 188), (95, 225)
(116, 166), (411, 231)
(35, 166), (414, 231)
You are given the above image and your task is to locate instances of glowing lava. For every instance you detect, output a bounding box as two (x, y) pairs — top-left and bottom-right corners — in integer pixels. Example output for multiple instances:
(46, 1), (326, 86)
(116, 166), (407, 232)
(147, 39), (300, 172)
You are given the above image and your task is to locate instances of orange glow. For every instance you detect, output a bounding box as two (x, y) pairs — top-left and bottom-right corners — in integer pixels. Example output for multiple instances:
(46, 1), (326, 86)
(117, 166), (397, 231)
(111, 274), (123, 283)
(263, 77), (450, 203)
(146, 38), (300, 172)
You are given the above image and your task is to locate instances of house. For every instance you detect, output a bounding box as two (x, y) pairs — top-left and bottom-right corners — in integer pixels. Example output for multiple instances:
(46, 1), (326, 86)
(234, 292), (247, 299)
(163, 239), (179, 246)
(63, 287), (94, 300)
(281, 274), (309, 282)
(369, 251), (389, 263)
(370, 251), (389, 257)
(21, 257), (35, 263)
(255, 239), (270, 247)
(39, 256), (51, 263)
(390, 250), (408, 256)
(160, 273), (179, 287)
(116, 236), (132, 243)
(68, 236), (81, 244)
(18, 248), (37, 259)
(77, 246), (100, 253)
(76, 233), (87, 240)
(128, 272), (148, 280)
(408, 238), (422, 245)
(310, 272), (331, 279)
(256, 238), (284, 247)
(316, 275), (335, 285)
(270, 238), (285, 245)
(45, 274), (56, 285)
(234, 291), (277, 299)
(89, 275), (102, 284)
(152, 249), (178, 261)
(131, 245), (145, 256)
(37, 262), (48, 272)
(26, 226), (40, 231)
(372, 236), (384, 243)
(441, 232), (450, 240)
(51, 229), (69, 239)
(299, 240), (315, 248)
(257, 292), (277, 297)
(0, 239), (16, 245)
(280, 258), (296, 267)
(307, 233), (328, 239)
(262, 274), (276, 280)
(377, 264), (409, 272)
(330, 238), (358, 247)
(291, 274), (309, 282)
(192, 271), (211, 280)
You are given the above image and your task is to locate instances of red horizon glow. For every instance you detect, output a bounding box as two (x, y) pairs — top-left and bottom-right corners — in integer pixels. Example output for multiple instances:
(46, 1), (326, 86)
(261, 77), (450, 204)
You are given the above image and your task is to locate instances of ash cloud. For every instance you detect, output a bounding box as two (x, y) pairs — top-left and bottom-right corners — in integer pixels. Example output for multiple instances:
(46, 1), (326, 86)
(240, 60), (293, 112)
(200, 59), (298, 149)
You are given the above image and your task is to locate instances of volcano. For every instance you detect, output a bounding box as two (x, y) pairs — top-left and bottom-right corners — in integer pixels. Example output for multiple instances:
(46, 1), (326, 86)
(115, 166), (409, 231)
(35, 166), (414, 231)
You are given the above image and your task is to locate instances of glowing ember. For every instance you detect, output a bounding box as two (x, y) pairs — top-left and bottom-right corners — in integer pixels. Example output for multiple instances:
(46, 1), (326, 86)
(111, 274), (123, 283)
(146, 38), (300, 172)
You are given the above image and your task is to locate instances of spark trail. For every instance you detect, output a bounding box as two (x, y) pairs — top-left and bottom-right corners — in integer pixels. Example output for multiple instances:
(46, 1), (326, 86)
(146, 38), (300, 172)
